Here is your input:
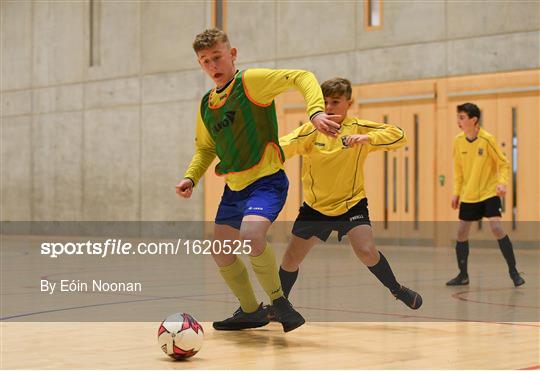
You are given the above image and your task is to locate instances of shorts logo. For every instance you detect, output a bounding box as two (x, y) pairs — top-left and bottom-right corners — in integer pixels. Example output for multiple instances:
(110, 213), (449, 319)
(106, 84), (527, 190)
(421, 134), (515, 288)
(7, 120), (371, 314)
(247, 207), (264, 211)
(314, 142), (325, 147)
(478, 148), (484, 156)
(350, 214), (364, 221)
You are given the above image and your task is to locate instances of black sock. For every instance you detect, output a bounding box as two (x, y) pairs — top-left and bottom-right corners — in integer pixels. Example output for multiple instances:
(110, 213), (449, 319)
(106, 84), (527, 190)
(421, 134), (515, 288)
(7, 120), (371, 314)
(497, 235), (517, 275)
(279, 266), (299, 298)
(368, 252), (401, 293)
(456, 240), (469, 276)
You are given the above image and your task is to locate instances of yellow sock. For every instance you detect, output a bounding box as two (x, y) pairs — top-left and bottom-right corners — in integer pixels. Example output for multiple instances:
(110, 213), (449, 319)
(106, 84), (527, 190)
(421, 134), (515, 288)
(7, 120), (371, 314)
(249, 244), (284, 301)
(219, 257), (259, 313)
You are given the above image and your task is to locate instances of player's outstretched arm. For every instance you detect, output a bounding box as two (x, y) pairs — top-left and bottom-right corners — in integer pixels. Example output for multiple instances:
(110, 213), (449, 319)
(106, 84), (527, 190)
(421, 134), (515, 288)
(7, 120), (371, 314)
(243, 69), (340, 137)
(176, 178), (194, 198)
(451, 195), (460, 209)
(496, 184), (507, 197)
(178, 110), (216, 199)
(452, 139), (463, 200)
(362, 122), (407, 151)
(486, 135), (509, 196)
(280, 122), (319, 159)
(311, 112), (341, 137)
(342, 134), (370, 147)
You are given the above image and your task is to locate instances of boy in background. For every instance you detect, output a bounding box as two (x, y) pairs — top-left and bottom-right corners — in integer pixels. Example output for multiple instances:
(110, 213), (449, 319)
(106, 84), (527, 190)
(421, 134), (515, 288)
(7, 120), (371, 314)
(446, 103), (524, 287)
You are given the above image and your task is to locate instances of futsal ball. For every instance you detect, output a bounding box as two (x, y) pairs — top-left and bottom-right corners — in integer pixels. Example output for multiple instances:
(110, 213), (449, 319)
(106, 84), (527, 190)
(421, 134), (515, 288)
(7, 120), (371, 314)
(158, 313), (204, 360)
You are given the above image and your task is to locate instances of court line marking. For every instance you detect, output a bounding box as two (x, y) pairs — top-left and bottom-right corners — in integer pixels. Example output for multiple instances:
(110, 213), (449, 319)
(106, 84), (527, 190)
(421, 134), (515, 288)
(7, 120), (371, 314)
(176, 296), (540, 329)
(3, 292), (539, 328)
(4, 274), (539, 323)
(0, 292), (229, 321)
(3, 267), (538, 324)
(452, 287), (540, 309)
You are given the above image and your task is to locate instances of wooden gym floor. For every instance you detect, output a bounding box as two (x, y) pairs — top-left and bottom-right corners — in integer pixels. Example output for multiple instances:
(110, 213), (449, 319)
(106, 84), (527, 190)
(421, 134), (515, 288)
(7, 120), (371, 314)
(1, 235), (538, 369)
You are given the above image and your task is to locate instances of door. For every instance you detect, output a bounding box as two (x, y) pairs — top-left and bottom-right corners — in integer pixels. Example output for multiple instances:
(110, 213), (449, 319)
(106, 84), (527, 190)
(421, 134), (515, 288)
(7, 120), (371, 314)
(358, 101), (436, 246)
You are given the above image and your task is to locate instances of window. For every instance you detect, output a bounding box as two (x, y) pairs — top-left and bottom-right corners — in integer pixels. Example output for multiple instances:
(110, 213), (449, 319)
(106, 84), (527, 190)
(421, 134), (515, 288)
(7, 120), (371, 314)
(213, 0), (226, 30)
(365, 0), (382, 30)
(89, 0), (101, 66)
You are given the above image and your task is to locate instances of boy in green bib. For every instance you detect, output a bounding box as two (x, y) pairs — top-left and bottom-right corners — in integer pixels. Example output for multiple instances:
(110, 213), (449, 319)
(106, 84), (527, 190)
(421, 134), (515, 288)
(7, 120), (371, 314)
(176, 28), (340, 332)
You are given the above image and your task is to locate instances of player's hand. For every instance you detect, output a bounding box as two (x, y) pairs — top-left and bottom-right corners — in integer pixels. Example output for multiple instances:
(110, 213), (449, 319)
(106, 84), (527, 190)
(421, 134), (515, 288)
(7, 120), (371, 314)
(343, 134), (370, 147)
(451, 195), (460, 209)
(496, 184), (507, 197)
(176, 179), (194, 198)
(311, 113), (341, 137)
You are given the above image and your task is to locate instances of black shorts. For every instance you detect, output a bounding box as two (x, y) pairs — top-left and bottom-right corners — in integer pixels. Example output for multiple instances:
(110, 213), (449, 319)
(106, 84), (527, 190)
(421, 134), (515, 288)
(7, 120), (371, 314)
(292, 198), (371, 242)
(459, 196), (502, 221)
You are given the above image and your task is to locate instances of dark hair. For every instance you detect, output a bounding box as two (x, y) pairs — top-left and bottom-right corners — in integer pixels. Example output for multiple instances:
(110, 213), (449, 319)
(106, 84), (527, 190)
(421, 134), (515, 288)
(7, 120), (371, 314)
(457, 103), (481, 123)
(321, 77), (352, 100)
(193, 28), (229, 53)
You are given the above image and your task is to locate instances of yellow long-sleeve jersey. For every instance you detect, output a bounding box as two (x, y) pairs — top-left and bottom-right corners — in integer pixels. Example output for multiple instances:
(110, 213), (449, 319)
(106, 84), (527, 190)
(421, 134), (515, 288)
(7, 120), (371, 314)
(280, 117), (406, 216)
(184, 68), (325, 191)
(452, 128), (509, 203)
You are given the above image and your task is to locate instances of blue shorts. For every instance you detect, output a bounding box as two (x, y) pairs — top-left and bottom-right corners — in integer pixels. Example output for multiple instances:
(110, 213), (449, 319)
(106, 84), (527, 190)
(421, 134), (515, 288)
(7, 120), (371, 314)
(215, 170), (289, 230)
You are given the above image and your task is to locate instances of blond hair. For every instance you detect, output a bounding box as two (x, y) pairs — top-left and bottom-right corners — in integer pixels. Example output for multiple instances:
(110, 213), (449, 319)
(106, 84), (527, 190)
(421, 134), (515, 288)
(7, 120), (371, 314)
(192, 28), (229, 53)
(321, 77), (352, 100)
